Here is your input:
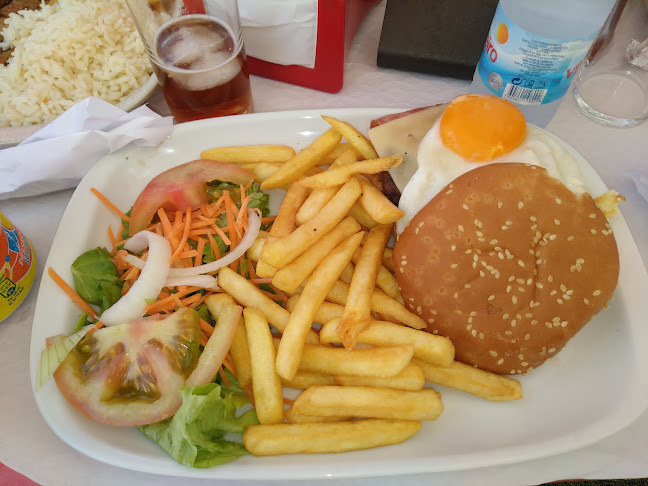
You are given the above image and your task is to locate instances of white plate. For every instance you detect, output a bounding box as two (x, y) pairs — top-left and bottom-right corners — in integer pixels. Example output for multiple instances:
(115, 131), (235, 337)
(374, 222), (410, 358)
(0, 74), (158, 149)
(29, 109), (648, 480)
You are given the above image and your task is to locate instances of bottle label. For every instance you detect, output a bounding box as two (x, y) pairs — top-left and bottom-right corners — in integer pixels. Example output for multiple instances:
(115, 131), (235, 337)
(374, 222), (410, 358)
(0, 212), (36, 322)
(477, 3), (597, 105)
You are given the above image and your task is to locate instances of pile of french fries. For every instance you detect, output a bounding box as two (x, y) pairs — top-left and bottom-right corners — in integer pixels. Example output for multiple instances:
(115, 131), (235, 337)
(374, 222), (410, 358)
(199, 116), (523, 457)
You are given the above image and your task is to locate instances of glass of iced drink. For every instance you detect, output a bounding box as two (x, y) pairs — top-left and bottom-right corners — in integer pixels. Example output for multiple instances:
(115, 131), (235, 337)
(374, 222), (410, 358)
(126, 0), (252, 122)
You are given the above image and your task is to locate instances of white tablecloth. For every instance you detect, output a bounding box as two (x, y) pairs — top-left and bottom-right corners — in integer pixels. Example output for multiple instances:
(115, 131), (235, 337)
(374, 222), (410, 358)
(2, 2), (647, 485)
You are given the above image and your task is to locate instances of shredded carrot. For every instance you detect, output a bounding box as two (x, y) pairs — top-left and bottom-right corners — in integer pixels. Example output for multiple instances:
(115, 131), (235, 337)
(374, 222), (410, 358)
(169, 207), (192, 263)
(199, 318), (214, 337)
(249, 278), (273, 284)
(260, 216), (276, 225)
(282, 397), (295, 406)
(85, 320), (105, 336)
(144, 287), (198, 313)
(91, 187), (130, 222)
(157, 207), (174, 236)
(223, 353), (236, 376)
(243, 385), (255, 405)
(200, 332), (208, 347)
(108, 226), (117, 255)
(48, 267), (98, 320)
(207, 233), (221, 259)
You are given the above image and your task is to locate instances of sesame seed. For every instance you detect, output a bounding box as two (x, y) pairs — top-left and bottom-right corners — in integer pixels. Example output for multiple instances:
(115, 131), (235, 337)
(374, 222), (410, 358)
(526, 313), (533, 318)
(555, 197), (562, 205)
(511, 319), (517, 326)
(505, 331), (513, 336)
(471, 329), (477, 337)
(479, 333), (484, 340)
(432, 330), (439, 334)
(550, 290), (557, 295)
(518, 354), (524, 360)
(446, 189), (453, 194)
(488, 295), (495, 301)
(476, 231), (483, 237)
(584, 298), (590, 305)
(473, 254), (479, 262)
(462, 204), (469, 210)
(518, 260), (525, 267)
(465, 249), (472, 254)
(453, 292), (459, 299)
(472, 261), (477, 269)
(470, 311), (477, 316)
(567, 235), (574, 241)
(490, 350), (498, 357)
(502, 313), (509, 319)
(497, 202), (503, 209)
(548, 275), (554, 282)
(506, 221), (513, 226)
(518, 287), (525, 293)
(591, 229), (597, 235)
(512, 296), (518, 304)
(535, 282), (543, 289)
(518, 202), (524, 209)
(549, 234), (557, 240)
(480, 270), (486, 277)
(418, 222), (425, 228)
(589, 213), (596, 219)
(561, 321), (568, 327)
(501, 225), (508, 231)
(490, 239), (498, 245)
(521, 362), (529, 367)
(557, 299), (563, 304)
(428, 318), (435, 324)
(525, 333), (531, 341)
(431, 310), (437, 315)
(560, 284), (567, 292)
(545, 322), (553, 328)
(593, 290), (602, 296)
(458, 225), (464, 232)
(530, 216), (538, 222)
(409, 297), (415, 302)
(401, 260), (408, 266)
(531, 320), (538, 325)
(509, 276), (515, 282)
(497, 358), (504, 365)
(464, 283), (471, 289)
(536, 259), (542, 265)
(451, 245), (456, 251)
(506, 285), (512, 293)
(549, 347), (556, 353)
(399, 268), (404, 273)
(415, 228), (419, 234)
(467, 324), (473, 330)
(416, 306), (422, 313)
(450, 263), (458, 269)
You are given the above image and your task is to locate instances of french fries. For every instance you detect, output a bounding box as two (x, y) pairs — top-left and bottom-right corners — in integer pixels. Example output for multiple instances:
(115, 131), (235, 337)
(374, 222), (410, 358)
(356, 176), (405, 224)
(292, 385), (443, 421)
(295, 148), (358, 225)
(284, 408), (351, 424)
(321, 115), (379, 159)
(286, 296), (345, 324)
(276, 232), (363, 380)
(320, 319), (455, 368)
(334, 362), (425, 391)
(243, 419), (421, 456)
(412, 358), (523, 401)
(186, 295), (242, 386)
(351, 246), (402, 302)
(261, 128), (342, 190)
(337, 224), (393, 349)
(280, 369), (336, 389)
(298, 155), (403, 188)
(261, 178), (362, 268)
(229, 319), (252, 388)
(297, 343), (413, 377)
(257, 181), (308, 277)
(200, 144), (296, 164)
(244, 308), (284, 424)
(271, 217), (361, 293)
(218, 267), (319, 343)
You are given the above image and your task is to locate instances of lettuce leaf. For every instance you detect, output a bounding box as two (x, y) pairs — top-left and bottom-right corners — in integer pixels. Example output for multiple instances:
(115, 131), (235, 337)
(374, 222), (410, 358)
(70, 247), (123, 313)
(138, 381), (258, 468)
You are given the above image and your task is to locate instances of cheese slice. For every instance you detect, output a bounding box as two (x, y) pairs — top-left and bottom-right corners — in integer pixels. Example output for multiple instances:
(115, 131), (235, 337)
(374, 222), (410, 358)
(367, 104), (447, 192)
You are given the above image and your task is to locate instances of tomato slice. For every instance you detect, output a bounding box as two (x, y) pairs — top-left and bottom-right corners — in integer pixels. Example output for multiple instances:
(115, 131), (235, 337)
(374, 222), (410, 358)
(53, 308), (201, 426)
(129, 159), (254, 235)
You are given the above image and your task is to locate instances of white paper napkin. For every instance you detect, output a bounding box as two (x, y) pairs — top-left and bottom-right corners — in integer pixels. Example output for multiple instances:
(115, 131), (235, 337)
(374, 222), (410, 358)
(239, 0), (317, 68)
(0, 97), (173, 200)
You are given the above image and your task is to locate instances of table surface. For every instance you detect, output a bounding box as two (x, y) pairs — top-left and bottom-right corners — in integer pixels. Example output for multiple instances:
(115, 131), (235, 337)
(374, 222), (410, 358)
(2, 2), (648, 485)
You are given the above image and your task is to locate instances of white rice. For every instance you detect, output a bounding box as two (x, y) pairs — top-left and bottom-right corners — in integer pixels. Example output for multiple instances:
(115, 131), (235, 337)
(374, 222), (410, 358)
(0, 0), (153, 128)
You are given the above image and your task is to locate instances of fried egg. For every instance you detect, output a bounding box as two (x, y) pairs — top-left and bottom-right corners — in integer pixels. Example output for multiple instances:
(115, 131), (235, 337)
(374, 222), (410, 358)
(396, 94), (587, 233)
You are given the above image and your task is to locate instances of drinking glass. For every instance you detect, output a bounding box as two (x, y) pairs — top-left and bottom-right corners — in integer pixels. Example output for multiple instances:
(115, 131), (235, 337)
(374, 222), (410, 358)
(126, 0), (253, 122)
(573, 0), (648, 127)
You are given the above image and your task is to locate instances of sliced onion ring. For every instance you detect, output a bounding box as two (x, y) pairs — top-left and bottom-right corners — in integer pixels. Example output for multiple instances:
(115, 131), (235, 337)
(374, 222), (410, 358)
(101, 231), (171, 326)
(164, 275), (219, 290)
(124, 209), (261, 278)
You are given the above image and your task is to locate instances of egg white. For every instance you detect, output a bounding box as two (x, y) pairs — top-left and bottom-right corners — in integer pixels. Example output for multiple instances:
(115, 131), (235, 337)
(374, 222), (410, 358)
(396, 121), (587, 234)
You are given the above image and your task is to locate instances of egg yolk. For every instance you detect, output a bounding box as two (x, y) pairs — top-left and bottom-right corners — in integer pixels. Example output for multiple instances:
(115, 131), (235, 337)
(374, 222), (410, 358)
(439, 94), (527, 162)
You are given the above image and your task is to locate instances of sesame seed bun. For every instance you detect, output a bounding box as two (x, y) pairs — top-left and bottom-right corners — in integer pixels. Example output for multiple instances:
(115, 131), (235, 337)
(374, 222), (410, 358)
(392, 163), (620, 375)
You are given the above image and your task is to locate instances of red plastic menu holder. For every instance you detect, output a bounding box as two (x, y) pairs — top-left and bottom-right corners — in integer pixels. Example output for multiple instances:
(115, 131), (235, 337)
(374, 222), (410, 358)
(247, 0), (381, 93)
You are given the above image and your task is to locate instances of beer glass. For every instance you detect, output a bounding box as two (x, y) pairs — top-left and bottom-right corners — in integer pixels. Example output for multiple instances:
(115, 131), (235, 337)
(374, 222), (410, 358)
(126, 0), (253, 122)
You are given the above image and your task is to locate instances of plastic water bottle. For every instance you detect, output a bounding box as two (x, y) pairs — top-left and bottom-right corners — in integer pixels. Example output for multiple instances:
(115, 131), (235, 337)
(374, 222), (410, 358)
(470, 0), (616, 127)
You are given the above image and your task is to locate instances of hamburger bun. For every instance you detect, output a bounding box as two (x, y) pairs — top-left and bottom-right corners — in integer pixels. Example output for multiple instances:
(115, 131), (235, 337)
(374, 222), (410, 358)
(393, 162), (620, 375)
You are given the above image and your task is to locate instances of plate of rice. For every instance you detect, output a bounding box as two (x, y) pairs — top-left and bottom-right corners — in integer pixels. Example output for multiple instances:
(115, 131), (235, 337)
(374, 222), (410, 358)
(0, 0), (157, 145)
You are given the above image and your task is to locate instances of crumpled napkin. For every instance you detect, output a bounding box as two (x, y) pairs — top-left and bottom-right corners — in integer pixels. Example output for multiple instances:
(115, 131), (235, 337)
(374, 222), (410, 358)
(0, 97), (173, 200)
